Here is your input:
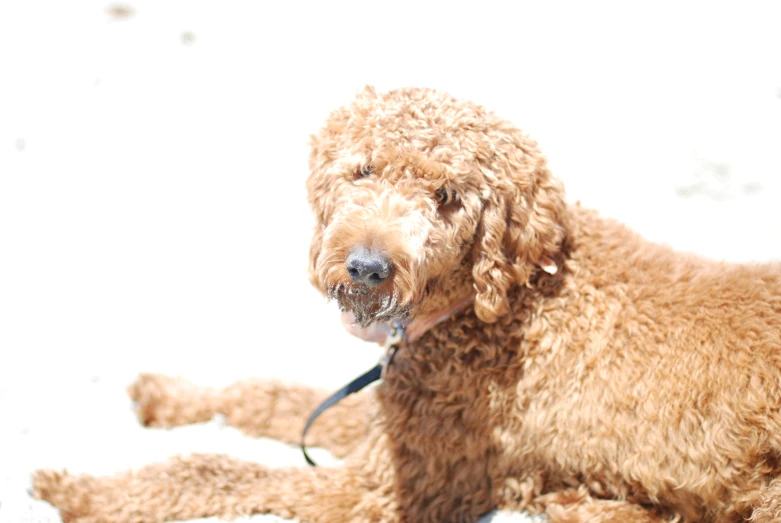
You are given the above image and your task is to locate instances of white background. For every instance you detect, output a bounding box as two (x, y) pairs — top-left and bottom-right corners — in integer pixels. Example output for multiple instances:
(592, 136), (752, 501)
(1, 2), (780, 522)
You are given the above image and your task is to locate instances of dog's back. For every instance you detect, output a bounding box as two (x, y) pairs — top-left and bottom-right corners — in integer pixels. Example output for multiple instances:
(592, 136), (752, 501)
(493, 205), (781, 521)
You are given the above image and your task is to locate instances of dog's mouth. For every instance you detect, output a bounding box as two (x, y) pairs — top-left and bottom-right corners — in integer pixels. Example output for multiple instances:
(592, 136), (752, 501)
(338, 291), (475, 345)
(327, 283), (412, 328)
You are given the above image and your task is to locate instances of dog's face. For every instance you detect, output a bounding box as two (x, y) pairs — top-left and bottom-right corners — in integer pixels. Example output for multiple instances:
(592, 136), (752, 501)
(307, 87), (566, 328)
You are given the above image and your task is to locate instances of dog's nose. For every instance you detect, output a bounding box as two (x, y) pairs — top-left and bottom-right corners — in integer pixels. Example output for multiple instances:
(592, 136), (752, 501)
(346, 246), (392, 287)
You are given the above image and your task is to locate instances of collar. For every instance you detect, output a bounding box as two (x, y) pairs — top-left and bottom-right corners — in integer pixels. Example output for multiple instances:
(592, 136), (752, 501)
(341, 294), (474, 345)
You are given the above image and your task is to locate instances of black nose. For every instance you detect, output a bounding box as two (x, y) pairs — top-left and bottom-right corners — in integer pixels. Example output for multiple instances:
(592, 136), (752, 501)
(345, 246), (392, 287)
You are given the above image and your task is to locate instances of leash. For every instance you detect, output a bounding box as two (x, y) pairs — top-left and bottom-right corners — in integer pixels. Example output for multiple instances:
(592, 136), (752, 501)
(301, 323), (404, 466)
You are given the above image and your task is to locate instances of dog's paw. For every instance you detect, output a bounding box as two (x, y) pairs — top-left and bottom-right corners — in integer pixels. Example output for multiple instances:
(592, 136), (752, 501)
(32, 470), (111, 523)
(128, 373), (215, 427)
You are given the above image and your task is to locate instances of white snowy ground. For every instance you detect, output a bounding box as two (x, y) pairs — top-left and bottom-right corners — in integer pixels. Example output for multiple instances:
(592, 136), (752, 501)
(1, 2), (780, 522)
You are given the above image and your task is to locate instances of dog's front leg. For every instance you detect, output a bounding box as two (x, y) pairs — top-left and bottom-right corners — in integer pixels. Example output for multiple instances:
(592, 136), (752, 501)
(33, 453), (398, 523)
(130, 374), (374, 458)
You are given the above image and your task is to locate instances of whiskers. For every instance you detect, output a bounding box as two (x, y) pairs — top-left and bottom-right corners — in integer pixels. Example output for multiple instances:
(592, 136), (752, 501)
(327, 283), (411, 327)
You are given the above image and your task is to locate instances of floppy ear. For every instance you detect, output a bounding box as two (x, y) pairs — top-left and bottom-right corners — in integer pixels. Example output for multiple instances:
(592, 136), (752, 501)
(472, 193), (516, 322)
(472, 134), (567, 323)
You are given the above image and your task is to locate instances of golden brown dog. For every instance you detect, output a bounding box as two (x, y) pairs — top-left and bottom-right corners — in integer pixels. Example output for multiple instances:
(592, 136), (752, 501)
(34, 87), (781, 522)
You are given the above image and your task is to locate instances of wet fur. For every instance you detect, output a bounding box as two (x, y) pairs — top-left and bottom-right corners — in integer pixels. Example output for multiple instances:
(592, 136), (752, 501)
(33, 87), (781, 522)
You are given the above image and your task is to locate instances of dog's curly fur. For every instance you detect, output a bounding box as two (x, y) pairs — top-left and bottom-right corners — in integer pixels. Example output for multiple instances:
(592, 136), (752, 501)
(33, 87), (781, 523)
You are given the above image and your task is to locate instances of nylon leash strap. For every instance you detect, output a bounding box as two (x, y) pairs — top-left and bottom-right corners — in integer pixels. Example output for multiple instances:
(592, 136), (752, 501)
(301, 326), (402, 466)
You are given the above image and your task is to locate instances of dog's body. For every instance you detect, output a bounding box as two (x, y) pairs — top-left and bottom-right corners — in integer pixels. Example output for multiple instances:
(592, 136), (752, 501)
(34, 88), (781, 522)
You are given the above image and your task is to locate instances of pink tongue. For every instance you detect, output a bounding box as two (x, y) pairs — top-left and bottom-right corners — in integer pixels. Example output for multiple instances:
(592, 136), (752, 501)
(341, 311), (389, 343)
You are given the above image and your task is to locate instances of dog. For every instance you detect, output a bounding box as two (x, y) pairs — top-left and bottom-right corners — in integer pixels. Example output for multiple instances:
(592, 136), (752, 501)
(33, 87), (781, 522)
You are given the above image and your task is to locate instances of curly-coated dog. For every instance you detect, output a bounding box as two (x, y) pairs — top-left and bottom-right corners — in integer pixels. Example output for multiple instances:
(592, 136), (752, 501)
(34, 87), (781, 522)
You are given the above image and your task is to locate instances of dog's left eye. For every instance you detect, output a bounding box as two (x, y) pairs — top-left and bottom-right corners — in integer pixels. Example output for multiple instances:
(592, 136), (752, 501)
(354, 164), (374, 180)
(434, 188), (456, 206)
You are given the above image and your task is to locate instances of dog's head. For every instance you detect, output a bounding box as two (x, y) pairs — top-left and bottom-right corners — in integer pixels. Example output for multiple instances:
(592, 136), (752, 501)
(307, 87), (566, 330)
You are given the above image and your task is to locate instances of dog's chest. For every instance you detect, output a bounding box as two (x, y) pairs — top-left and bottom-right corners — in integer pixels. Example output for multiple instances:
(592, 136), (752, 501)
(379, 342), (514, 458)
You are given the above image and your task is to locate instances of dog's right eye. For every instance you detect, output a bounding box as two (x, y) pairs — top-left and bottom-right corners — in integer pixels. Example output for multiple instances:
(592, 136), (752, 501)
(353, 164), (374, 180)
(434, 188), (456, 206)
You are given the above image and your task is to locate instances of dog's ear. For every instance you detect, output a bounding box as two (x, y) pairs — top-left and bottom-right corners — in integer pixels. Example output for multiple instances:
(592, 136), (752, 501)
(472, 132), (566, 323)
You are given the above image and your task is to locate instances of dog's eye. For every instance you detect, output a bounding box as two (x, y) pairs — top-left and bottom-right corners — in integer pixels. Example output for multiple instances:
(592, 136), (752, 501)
(354, 164), (374, 180)
(434, 188), (456, 206)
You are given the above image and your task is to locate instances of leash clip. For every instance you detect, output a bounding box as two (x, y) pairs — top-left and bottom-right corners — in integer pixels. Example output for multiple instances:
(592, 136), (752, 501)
(380, 322), (404, 378)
